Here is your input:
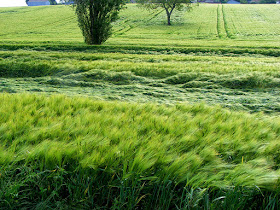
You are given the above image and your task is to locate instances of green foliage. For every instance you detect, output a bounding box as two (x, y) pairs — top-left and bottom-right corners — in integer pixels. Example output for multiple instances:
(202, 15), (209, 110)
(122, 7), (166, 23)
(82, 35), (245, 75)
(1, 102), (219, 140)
(72, 0), (126, 45)
(136, 0), (192, 25)
(49, 0), (58, 4)
(260, 0), (276, 3)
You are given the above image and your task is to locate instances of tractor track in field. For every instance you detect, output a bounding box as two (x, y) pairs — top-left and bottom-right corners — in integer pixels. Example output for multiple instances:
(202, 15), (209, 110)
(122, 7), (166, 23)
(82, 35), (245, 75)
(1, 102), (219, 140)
(114, 10), (163, 37)
(216, 5), (227, 39)
(221, 5), (231, 39)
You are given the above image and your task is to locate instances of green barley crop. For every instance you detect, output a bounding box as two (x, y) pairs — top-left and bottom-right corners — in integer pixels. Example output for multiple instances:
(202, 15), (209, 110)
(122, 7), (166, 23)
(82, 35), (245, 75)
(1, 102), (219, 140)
(0, 3), (280, 208)
(0, 93), (280, 208)
(0, 49), (279, 114)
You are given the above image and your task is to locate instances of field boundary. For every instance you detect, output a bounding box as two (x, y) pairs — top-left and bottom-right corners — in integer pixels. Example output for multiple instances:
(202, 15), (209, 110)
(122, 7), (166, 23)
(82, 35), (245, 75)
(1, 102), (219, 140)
(1, 43), (280, 57)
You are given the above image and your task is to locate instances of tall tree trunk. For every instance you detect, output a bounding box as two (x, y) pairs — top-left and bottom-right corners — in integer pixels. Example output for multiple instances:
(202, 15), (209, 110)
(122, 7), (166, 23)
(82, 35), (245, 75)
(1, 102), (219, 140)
(164, 4), (176, 26)
(167, 13), (171, 25)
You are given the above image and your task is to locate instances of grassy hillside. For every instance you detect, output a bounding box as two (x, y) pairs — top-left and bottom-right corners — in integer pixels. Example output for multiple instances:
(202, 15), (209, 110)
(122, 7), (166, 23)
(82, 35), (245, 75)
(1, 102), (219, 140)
(0, 3), (280, 208)
(1, 4), (280, 44)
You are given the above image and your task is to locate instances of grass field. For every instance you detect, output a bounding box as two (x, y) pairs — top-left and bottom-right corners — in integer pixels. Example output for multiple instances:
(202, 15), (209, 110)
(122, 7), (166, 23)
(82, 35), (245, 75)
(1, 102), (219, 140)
(0, 3), (280, 209)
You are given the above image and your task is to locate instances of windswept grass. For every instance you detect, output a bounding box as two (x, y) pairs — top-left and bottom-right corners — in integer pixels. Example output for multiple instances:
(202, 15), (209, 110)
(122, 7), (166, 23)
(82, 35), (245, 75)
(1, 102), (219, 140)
(0, 49), (279, 114)
(0, 3), (280, 208)
(0, 94), (280, 208)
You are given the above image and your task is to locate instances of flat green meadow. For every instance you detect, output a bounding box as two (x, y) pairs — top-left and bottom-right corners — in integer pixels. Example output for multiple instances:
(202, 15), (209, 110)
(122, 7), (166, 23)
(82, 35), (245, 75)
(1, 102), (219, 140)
(0, 3), (280, 209)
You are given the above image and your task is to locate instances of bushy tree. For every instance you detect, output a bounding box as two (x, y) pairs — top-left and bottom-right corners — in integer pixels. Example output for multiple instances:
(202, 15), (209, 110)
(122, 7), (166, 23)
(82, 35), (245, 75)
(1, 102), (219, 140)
(136, 0), (192, 25)
(260, 0), (276, 3)
(49, 0), (57, 4)
(71, 0), (126, 45)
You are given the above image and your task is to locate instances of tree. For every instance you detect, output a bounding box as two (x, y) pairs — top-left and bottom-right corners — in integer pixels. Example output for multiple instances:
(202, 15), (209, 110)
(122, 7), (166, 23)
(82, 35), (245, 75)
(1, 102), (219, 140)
(136, 0), (192, 25)
(71, 0), (126, 45)
(49, 0), (58, 4)
(260, 0), (276, 3)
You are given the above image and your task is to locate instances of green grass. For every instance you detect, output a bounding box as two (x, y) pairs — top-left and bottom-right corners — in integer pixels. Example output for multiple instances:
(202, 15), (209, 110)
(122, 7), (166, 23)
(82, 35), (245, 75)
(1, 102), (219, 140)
(0, 94), (280, 208)
(1, 4), (280, 44)
(0, 48), (279, 114)
(0, 3), (280, 208)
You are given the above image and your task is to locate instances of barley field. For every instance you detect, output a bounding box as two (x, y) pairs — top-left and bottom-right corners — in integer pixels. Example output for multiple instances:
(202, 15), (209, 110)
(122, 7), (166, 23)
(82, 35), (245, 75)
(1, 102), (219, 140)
(0, 4), (280, 209)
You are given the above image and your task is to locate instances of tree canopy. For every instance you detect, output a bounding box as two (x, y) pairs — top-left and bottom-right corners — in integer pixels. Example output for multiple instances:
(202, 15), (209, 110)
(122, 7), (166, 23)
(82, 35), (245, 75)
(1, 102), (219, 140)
(136, 0), (192, 25)
(71, 0), (126, 45)
(49, 0), (57, 4)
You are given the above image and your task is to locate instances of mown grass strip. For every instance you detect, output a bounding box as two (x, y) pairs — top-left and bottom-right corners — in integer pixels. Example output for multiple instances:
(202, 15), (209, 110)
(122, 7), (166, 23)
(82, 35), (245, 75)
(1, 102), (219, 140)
(1, 43), (280, 57)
